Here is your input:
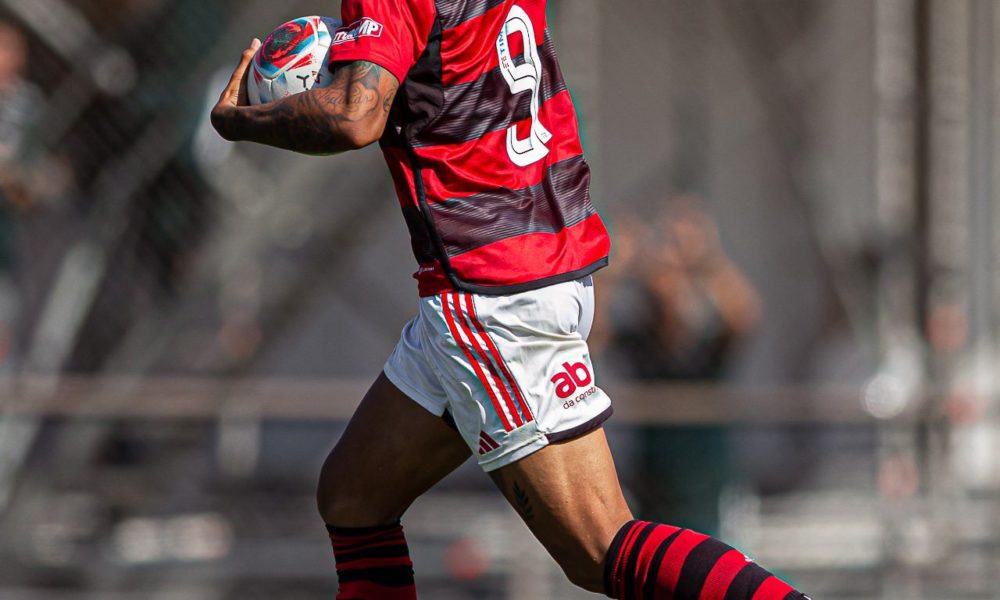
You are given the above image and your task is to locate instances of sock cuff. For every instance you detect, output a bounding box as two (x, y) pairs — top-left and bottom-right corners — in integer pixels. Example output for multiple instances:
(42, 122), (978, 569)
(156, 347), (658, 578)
(328, 520), (416, 599)
(604, 519), (642, 598)
(326, 520), (403, 536)
(603, 520), (810, 600)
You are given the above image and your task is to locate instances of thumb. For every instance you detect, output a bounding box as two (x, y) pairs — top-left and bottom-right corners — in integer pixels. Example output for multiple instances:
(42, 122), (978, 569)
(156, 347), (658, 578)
(220, 38), (262, 107)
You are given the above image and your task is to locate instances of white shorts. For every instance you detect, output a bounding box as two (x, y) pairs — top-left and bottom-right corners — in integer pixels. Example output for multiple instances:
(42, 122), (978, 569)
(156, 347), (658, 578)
(384, 276), (613, 472)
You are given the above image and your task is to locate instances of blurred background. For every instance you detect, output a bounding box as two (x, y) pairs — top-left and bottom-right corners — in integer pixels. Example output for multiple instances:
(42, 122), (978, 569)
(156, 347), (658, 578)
(0, 0), (998, 597)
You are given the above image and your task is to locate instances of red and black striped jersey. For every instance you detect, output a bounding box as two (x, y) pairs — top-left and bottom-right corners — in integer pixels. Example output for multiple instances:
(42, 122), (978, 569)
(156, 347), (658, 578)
(328, 0), (610, 296)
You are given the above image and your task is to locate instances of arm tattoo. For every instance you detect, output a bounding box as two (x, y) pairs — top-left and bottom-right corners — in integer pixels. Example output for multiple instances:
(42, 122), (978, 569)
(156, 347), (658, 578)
(229, 61), (398, 154)
(382, 87), (396, 114)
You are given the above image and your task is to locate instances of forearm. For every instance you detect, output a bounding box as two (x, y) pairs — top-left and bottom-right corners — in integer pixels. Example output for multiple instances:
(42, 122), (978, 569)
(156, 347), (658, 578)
(215, 90), (373, 154)
(211, 61), (397, 155)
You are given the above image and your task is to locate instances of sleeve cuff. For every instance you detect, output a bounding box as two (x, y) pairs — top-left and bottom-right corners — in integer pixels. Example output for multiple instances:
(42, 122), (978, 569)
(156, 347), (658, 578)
(327, 49), (410, 84)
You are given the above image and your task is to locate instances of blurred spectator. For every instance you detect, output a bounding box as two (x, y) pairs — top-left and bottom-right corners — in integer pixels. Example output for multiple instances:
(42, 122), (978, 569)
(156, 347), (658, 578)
(595, 195), (761, 534)
(0, 20), (44, 371)
(594, 194), (761, 379)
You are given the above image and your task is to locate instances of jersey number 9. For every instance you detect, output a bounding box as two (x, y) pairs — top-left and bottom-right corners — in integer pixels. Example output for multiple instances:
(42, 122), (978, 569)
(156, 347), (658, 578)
(496, 5), (552, 167)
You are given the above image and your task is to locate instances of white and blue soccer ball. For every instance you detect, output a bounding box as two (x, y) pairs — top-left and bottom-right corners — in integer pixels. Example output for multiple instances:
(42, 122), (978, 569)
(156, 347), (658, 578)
(248, 16), (342, 105)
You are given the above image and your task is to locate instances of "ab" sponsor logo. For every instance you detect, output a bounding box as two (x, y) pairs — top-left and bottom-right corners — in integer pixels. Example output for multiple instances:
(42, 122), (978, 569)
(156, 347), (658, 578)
(551, 361), (593, 399)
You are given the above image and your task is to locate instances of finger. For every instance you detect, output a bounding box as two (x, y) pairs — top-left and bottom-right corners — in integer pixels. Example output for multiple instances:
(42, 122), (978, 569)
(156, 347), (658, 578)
(237, 66), (250, 106)
(219, 38), (261, 106)
(237, 40), (259, 107)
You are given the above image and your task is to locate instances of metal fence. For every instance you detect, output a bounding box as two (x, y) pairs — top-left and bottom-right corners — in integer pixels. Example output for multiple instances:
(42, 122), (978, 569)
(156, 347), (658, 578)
(0, 0), (999, 598)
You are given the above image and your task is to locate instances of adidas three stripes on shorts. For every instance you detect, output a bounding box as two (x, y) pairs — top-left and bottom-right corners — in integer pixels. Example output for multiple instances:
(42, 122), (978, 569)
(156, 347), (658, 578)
(384, 276), (613, 471)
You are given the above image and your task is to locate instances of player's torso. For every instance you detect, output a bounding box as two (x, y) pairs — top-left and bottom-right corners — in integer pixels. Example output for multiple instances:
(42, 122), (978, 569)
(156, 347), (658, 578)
(380, 0), (610, 296)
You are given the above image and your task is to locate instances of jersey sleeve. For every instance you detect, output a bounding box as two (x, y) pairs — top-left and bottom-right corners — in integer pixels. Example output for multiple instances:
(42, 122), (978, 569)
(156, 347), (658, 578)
(327, 0), (436, 83)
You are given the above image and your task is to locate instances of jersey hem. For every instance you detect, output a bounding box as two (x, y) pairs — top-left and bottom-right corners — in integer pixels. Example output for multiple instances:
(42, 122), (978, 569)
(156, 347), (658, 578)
(421, 256), (609, 297)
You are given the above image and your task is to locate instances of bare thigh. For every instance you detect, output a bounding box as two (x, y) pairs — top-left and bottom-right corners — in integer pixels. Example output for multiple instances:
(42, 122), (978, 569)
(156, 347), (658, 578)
(489, 427), (634, 593)
(317, 372), (472, 527)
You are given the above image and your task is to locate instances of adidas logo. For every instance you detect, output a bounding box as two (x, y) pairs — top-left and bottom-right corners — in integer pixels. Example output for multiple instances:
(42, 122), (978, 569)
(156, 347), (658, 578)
(478, 431), (499, 455)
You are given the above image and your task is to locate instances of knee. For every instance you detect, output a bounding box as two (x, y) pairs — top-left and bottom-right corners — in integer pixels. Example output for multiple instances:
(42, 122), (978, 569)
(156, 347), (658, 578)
(315, 474), (348, 525)
(563, 568), (604, 594)
(561, 558), (606, 594)
(316, 460), (401, 527)
(552, 516), (631, 594)
(550, 539), (612, 594)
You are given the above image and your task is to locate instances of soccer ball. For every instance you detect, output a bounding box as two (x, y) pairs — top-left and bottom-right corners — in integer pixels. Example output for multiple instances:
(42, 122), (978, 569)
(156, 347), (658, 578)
(248, 16), (342, 105)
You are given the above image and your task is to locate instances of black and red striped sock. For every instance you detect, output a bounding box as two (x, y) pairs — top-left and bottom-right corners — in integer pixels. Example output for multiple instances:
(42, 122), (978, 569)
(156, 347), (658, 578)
(327, 521), (417, 600)
(603, 520), (809, 600)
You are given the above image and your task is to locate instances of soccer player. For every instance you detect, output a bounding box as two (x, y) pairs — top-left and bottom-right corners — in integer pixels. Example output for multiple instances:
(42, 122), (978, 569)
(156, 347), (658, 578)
(211, 2), (810, 599)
